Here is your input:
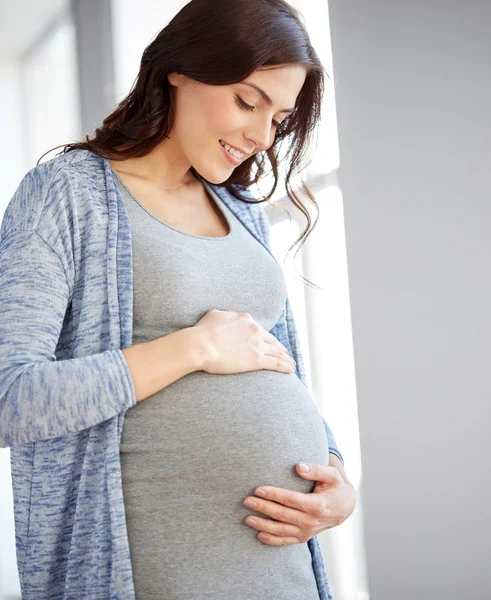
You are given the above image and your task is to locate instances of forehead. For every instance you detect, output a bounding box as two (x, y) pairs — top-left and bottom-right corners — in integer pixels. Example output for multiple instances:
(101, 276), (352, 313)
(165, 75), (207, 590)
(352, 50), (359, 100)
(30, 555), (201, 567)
(238, 65), (307, 104)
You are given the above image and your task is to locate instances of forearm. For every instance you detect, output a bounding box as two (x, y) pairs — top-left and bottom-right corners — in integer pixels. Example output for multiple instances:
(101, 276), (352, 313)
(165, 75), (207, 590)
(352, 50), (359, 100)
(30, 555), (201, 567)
(122, 327), (204, 403)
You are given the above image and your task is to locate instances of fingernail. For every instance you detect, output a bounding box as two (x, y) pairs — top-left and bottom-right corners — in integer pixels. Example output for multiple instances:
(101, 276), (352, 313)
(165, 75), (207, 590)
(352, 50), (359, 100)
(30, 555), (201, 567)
(298, 462), (310, 472)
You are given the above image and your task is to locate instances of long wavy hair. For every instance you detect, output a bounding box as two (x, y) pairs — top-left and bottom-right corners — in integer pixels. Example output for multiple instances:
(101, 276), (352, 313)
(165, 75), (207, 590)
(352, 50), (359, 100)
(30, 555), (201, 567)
(39, 0), (331, 290)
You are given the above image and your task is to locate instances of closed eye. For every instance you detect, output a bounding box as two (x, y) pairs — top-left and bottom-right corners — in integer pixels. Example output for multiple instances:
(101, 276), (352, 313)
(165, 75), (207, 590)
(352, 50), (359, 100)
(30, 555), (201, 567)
(234, 94), (282, 129)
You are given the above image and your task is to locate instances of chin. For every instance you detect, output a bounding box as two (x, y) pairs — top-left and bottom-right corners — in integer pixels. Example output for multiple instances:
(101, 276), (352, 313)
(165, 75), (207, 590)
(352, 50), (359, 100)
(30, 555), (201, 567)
(195, 168), (232, 186)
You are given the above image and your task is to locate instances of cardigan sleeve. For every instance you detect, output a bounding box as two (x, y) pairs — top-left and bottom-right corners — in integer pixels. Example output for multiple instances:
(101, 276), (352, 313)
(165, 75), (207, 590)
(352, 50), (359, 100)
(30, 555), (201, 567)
(0, 228), (137, 448)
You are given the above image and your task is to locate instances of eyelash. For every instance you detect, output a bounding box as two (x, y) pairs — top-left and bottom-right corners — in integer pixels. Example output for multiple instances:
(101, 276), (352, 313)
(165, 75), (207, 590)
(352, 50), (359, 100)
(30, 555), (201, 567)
(234, 94), (283, 130)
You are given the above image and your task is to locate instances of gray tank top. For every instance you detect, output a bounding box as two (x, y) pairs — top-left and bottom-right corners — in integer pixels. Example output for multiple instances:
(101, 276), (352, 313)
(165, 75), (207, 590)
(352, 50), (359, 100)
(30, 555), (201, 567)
(113, 167), (329, 600)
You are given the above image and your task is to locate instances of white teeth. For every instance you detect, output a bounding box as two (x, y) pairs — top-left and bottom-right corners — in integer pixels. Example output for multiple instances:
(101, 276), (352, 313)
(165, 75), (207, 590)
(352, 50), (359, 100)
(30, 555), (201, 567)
(220, 140), (244, 159)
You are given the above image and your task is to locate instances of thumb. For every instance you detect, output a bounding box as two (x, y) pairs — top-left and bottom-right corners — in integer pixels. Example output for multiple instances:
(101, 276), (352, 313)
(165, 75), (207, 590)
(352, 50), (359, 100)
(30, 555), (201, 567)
(296, 462), (341, 483)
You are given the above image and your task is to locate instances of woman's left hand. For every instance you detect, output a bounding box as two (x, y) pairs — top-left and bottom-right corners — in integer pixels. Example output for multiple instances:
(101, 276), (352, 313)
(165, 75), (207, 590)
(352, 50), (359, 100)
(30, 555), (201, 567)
(243, 461), (357, 546)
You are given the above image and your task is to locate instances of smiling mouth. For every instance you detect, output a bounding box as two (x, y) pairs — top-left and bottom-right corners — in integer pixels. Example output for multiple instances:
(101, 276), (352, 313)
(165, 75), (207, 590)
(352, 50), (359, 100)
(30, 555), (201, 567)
(219, 140), (249, 158)
(219, 140), (246, 165)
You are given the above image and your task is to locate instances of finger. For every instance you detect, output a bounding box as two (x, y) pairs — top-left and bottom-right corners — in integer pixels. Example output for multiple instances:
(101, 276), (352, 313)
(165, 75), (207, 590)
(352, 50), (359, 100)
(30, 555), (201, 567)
(252, 486), (317, 514)
(263, 342), (296, 365)
(244, 495), (314, 528)
(244, 515), (301, 540)
(263, 331), (291, 356)
(296, 462), (343, 485)
(256, 531), (302, 546)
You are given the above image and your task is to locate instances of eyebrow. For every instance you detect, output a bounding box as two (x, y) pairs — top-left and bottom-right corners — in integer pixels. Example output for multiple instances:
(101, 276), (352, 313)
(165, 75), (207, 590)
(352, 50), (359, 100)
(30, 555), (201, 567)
(239, 82), (295, 114)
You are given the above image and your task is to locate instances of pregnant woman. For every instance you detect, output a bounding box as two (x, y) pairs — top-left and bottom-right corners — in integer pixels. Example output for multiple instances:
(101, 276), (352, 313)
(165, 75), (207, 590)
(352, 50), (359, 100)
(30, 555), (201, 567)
(0, 1), (356, 598)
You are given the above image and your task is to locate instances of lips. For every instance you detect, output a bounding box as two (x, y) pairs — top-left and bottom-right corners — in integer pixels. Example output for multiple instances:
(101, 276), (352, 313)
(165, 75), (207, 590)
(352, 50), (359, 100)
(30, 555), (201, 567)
(219, 140), (243, 165)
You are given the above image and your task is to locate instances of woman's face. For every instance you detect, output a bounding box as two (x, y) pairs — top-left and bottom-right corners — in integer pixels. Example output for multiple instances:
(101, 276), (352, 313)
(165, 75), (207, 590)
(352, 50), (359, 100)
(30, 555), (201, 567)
(167, 64), (307, 184)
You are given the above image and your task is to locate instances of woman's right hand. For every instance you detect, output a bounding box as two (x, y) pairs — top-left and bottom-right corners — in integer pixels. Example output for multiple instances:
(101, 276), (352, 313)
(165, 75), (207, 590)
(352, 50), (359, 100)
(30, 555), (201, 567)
(191, 309), (297, 375)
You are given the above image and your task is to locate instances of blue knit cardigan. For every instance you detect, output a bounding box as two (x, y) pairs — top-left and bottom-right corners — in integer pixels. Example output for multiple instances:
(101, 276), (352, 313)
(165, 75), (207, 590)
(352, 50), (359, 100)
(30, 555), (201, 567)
(0, 149), (343, 599)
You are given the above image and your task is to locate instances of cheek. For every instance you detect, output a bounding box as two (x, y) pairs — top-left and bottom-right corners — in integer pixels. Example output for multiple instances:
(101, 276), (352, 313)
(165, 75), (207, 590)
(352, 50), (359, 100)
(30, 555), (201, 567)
(201, 95), (243, 133)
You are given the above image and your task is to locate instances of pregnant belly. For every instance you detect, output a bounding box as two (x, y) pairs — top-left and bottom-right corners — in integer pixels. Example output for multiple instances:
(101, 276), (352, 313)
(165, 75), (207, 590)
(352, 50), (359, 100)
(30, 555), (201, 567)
(119, 370), (329, 597)
(120, 369), (329, 498)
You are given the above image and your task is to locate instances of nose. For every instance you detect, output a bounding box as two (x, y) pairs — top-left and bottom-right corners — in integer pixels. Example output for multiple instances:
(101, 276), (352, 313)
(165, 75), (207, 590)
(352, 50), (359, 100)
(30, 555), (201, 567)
(247, 120), (274, 153)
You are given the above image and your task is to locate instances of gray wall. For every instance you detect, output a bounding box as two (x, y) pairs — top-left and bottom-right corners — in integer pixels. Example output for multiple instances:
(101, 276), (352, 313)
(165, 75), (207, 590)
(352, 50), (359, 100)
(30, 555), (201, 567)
(328, 1), (491, 598)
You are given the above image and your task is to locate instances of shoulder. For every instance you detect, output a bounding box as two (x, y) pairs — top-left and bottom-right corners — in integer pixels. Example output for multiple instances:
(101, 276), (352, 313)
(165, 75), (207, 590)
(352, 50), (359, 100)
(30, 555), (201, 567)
(0, 149), (105, 241)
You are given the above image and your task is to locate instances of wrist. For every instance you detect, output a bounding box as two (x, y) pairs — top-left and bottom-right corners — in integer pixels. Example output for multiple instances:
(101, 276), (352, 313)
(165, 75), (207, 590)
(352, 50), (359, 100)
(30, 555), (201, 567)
(183, 326), (211, 372)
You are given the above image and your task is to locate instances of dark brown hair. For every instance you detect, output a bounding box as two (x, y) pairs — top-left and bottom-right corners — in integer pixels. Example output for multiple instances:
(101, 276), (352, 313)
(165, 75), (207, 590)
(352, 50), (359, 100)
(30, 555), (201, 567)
(39, 0), (331, 290)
